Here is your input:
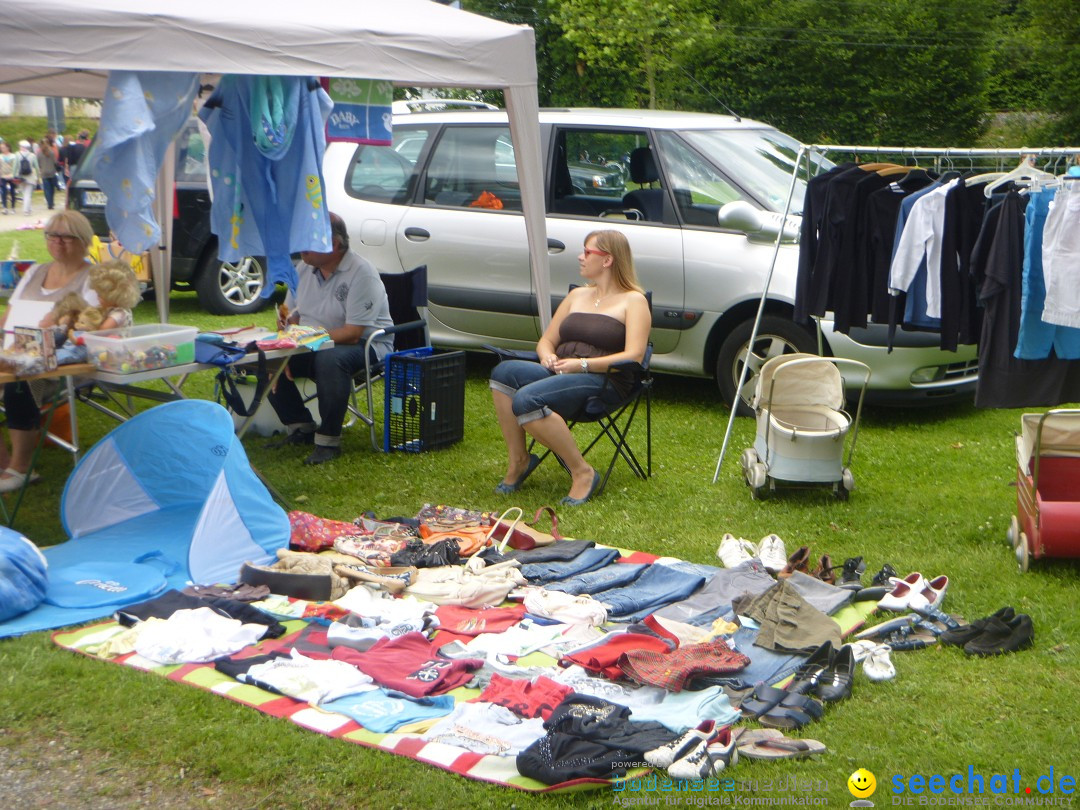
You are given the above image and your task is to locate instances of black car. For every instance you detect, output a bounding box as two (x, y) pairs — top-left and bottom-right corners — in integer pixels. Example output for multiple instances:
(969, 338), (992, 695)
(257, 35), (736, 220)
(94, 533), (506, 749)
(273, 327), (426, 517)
(68, 118), (269, 315)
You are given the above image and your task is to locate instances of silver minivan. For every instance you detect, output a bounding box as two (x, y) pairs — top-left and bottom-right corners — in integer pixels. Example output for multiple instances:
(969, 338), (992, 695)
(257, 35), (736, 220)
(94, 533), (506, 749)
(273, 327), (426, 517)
(325, 109), (978, 409)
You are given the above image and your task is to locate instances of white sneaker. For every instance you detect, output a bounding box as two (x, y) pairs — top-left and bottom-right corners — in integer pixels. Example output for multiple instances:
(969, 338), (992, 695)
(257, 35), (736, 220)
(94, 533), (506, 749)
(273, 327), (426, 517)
(757, 534), (788, 573)
(716, 533), (753, 568)
(863, 643), (896, 681)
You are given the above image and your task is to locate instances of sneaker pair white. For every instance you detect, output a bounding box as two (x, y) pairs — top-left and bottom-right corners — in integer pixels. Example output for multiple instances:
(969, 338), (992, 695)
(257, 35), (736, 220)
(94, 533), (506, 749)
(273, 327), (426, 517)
(716, 533), (788, 571)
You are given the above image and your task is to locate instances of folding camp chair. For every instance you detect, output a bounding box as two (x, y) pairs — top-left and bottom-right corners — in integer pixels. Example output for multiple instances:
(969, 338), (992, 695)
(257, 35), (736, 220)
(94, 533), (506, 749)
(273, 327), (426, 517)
(303, 264), (429, 451)
(487, 290), (653, 496)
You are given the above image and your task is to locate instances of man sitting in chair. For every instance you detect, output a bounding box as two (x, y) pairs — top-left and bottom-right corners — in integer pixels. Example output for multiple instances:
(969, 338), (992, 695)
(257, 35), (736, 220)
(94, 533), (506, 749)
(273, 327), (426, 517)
(267, 213), (394, 465)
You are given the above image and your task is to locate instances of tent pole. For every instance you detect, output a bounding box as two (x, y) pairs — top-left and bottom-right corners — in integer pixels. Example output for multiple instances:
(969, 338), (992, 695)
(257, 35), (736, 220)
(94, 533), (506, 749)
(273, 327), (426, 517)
(712, 145), (807, 484)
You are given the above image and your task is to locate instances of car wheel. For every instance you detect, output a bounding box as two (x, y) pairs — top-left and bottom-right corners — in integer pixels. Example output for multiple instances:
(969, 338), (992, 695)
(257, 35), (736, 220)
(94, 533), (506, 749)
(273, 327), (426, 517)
(196, 254), (269, 315)
(716, 315), (818, 416)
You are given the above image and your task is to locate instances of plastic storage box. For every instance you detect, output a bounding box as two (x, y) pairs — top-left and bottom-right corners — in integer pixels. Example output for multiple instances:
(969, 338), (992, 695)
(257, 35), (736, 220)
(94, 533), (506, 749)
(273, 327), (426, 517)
(82, 323), (197, 374)
(384, 347), (466, 452)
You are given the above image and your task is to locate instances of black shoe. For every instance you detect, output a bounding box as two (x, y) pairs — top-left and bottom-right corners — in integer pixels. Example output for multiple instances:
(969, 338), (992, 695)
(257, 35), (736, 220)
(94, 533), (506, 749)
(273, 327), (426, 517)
(788, 641), (834, 695)
(839, 556), (866, 589)
(963, 613), (1033, 656)
(940, 606), (1015, 648)
(265, 429), (315, 449)
(814, 644), (855, 702)
(870, 563), (898, 587)
(303, 445), (341, 465)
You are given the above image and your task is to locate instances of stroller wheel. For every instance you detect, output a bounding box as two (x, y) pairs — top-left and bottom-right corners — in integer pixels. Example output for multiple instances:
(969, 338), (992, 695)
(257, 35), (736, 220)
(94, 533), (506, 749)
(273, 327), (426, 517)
(1015, 533), (1030, 573)
(834, 482), (850, 501)
(842, 467), (855, 493)
(1006, 515), (1019, 548)
(740, 448), (758, 475)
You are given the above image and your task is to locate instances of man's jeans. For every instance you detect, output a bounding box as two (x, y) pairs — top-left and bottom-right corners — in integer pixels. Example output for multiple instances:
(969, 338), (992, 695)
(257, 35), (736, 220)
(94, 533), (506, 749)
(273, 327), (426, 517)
(268, 342), (371, 441)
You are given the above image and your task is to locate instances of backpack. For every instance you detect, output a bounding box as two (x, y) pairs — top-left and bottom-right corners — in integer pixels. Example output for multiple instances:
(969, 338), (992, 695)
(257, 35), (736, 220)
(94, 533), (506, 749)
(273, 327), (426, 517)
(18, 154), (32, 176)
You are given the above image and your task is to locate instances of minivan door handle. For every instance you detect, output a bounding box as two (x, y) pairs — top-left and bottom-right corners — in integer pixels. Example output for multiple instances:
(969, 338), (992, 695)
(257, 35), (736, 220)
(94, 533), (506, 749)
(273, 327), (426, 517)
(403, 227), (430, 242)
(547, 238), (565, 253)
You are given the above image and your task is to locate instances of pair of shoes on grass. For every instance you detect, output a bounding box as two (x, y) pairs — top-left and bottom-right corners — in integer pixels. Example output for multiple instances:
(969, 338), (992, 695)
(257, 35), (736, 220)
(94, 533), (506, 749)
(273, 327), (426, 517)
(716, 533), (787, 572)
(940, 606), (1034, 656)
(264, 429), (340, 465)
(645, 721), (738, 779)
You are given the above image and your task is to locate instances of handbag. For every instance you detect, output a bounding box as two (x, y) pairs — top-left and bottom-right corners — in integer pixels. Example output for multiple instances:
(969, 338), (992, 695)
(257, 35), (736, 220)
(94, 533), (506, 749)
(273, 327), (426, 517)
(211, 341), (269, 418)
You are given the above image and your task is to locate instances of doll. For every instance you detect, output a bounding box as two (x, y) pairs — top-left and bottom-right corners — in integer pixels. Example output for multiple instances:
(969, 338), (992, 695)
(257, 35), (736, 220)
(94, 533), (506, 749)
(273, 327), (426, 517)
(83, 260), (142, 330)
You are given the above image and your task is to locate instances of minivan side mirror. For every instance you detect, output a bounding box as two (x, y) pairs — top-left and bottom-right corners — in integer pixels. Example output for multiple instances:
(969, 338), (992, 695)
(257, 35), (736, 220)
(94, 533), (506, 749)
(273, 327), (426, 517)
(717, 201), (800, 244)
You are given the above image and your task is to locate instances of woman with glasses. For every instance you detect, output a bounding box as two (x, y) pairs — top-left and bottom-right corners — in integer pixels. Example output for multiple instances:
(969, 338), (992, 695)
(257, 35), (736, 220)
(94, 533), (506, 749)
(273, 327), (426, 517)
(0, 210), (99, 493)
(489, 229), (651, 506)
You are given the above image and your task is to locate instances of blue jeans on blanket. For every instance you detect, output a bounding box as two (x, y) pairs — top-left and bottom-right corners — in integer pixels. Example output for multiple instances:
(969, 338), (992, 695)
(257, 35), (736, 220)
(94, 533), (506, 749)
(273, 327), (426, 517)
(520, 547), (620, 584)
(596, 564), (707, 622)
(545, 562), (647, 596)
(653, 560), (776, 626)
(489, 359), (622, 425)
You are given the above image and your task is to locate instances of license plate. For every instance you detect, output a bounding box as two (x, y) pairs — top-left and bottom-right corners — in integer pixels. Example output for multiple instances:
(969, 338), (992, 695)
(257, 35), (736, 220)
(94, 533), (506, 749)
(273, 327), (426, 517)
(83, 190), (107, 207)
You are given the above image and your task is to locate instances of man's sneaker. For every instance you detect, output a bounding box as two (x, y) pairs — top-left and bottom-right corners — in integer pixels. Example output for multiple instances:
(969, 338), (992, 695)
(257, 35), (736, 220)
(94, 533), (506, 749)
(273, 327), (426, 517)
(304, 445), (342, 465)
(265, 428), (315, 449)
(716, 533), (754, 568)
(757, 534), (788, 573)
(644, 720), (716, 769)
(668, 726), (738, 780)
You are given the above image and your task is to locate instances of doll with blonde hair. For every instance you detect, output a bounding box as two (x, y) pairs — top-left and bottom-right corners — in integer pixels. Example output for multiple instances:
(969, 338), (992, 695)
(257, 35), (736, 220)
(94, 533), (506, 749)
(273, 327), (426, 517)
(86, 260), (141, 329)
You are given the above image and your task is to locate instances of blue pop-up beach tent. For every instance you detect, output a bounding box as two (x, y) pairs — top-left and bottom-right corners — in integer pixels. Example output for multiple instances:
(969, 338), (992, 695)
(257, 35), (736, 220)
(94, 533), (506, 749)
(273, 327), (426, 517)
(0, 400), (288, 638)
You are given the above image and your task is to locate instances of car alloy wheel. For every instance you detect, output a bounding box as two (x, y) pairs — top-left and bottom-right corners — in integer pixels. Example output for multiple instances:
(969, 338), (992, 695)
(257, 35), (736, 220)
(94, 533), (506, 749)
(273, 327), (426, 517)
(717, 314), (818, 416)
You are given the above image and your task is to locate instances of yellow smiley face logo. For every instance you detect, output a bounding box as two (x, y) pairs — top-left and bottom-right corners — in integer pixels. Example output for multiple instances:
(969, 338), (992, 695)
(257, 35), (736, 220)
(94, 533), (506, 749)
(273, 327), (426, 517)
(848, 768), (877, 798)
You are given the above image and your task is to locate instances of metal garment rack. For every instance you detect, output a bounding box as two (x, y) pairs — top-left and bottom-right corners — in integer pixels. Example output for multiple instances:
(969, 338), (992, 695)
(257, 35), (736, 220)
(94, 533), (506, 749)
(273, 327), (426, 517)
(712, 143), (1080, 484)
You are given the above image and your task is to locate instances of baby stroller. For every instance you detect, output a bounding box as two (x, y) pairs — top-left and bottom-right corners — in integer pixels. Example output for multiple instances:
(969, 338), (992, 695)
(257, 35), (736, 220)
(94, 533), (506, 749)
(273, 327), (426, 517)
(1007, 409), (1080, 572)
(740, 353), (870, 500)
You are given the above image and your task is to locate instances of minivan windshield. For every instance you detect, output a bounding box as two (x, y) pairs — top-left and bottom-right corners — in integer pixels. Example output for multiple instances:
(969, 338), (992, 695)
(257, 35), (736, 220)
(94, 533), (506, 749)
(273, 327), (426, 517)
(680, 128), (831, 216)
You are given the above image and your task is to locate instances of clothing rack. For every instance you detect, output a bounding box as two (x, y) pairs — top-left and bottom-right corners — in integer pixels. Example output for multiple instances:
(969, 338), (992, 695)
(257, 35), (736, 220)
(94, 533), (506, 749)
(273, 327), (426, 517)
(712, 144), (1080, 484)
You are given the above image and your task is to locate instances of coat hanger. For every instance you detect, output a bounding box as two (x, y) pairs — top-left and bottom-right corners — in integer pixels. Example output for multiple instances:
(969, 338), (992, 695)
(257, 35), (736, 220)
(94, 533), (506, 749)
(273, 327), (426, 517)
(858, 162), (902, 171)
(983, 155), (1056, 198)
(876, 165), (914, 177)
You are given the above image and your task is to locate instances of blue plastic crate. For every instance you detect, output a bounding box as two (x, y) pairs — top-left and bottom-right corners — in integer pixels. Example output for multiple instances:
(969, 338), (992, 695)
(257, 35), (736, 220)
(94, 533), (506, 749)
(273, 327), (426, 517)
(384, 347), (466, 452)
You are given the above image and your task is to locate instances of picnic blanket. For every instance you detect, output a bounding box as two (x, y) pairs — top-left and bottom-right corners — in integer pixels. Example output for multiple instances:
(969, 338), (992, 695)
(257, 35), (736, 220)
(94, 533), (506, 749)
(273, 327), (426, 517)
(51, 546), (876, 793)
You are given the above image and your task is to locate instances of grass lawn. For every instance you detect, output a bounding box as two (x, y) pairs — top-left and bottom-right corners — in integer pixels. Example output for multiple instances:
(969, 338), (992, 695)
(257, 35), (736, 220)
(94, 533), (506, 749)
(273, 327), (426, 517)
(1, 231), (1078, 808)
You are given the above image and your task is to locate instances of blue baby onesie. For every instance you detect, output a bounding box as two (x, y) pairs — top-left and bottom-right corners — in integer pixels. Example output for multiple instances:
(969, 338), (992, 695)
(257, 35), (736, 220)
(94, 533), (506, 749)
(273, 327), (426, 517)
(92, 71), (201, 254)
(199, 75), (334, 294)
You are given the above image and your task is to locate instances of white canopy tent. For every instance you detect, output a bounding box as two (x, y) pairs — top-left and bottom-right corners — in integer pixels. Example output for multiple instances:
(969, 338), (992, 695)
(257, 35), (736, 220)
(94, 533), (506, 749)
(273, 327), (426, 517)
(0, 0), (551, 326)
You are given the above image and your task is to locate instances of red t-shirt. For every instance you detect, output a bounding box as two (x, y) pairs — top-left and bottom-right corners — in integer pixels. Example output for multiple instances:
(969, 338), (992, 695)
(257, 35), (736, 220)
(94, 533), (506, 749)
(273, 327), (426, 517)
(331, 632), (483, 697)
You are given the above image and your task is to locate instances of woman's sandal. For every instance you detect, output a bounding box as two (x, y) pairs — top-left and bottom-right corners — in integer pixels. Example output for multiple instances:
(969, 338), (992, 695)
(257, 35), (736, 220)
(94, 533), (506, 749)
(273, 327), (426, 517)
(738, 684), (789, 719)
(758, 692), (824, 730)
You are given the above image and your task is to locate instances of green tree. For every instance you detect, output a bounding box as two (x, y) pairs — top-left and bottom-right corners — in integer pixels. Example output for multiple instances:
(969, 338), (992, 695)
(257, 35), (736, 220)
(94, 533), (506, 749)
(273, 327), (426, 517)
(547, 0), (709, 109)
(680, 0), (992, 145)
(1026, 0), (1080, 144)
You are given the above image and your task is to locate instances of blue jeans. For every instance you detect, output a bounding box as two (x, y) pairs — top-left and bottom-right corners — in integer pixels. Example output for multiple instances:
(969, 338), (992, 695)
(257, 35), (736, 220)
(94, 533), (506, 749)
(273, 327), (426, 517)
(546, 561), (647, 596)
(594, 564), (707, 622)
(41, 176), (59, 209)
(0, 178), (15, 208)
(489, 359), (620, 425)
(520, 546), (619, 584)
(267, 342), (372, 442)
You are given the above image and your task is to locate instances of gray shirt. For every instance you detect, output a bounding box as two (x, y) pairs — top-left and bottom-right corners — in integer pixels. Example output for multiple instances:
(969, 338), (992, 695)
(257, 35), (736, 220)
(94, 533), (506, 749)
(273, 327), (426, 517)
(285, 250), (394, 359)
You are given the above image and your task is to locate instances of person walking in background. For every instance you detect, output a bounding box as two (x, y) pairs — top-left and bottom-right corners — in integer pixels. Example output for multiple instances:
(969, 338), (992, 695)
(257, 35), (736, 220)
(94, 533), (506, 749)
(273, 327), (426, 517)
(15, 141), (39, 216)
(0, 141), (17, 214)
(61, 129), (90, 186)
(36, 134), (60, 210)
